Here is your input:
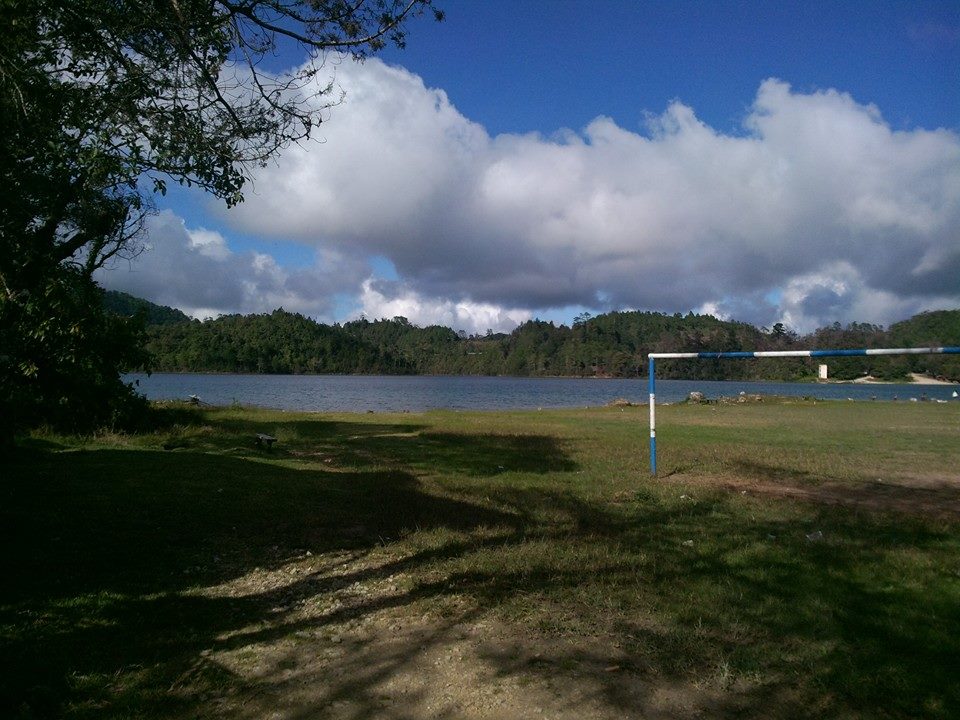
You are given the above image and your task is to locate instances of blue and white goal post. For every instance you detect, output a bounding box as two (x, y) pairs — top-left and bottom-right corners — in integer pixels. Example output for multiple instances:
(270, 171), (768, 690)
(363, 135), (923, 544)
(646, 346), (960, 476)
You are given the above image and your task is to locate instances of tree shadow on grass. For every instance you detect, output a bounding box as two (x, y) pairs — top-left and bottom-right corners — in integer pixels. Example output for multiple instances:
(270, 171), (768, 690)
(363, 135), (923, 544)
(2, 446), (525, 603)
(161, 414), (578, 477)
(1, 437), (530, 718)
(732, 458), (823, 484)
(145, 499), (957, 720)
(2, 428), (959, 719)
(332, 431), (579, 476)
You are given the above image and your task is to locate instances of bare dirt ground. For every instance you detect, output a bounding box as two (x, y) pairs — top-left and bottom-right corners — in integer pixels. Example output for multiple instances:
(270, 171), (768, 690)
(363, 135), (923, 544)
(174, 549), (780, 720)
(166, 470), (958, 720)
(677, 471), (960, 520)
(851, 373), (959, 386)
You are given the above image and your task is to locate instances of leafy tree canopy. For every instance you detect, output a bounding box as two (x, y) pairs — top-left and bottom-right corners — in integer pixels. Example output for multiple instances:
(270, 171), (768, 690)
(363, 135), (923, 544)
(0, 0), (441, 434)
(2, 0), (443, 286)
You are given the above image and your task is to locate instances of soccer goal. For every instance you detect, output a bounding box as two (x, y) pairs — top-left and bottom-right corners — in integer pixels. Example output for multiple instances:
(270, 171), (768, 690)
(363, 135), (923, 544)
(646, 346), (960, 475)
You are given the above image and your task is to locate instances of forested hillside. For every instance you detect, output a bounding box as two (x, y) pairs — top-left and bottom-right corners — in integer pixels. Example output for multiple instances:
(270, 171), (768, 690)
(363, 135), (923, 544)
(142, 310), (408, 374)
(104, 292), (960, 381)
(102, 291), (191, 326)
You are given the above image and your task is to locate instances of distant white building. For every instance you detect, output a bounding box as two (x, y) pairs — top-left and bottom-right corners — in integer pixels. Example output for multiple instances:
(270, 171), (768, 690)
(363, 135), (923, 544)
(818, 364), (828, 380)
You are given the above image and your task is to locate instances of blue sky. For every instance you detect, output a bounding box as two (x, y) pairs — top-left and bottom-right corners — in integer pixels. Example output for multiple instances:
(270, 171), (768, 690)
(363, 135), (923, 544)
(380, 0), (959, 135)
(99, 0), (960, 334)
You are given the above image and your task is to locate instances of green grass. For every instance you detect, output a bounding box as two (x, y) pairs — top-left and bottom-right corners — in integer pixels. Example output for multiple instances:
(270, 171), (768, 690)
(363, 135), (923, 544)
(3, 400), (959, 718)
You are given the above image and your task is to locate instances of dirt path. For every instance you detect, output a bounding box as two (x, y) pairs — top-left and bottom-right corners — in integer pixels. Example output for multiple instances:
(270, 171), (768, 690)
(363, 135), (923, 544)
(175, 550), (773, 720)
(672, 471), (960, 520)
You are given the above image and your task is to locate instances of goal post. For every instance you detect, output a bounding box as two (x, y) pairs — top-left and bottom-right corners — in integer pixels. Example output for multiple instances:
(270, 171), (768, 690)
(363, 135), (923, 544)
(646, 346), (960, 476)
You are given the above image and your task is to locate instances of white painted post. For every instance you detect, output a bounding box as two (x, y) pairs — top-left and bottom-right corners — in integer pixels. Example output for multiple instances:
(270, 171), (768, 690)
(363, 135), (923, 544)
(649, 356), (656, 475)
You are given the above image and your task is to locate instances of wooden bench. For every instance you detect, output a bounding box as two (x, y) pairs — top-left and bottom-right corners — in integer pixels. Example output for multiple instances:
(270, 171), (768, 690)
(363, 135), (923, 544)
(255, 433), (277, 449)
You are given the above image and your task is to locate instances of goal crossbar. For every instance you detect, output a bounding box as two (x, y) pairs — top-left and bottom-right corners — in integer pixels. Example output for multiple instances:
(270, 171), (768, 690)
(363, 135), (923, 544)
(646, 346), (960, 475)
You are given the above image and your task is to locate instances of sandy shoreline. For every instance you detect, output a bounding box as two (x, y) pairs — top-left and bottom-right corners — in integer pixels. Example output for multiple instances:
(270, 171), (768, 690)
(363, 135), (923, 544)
(849, 373), (958, 386)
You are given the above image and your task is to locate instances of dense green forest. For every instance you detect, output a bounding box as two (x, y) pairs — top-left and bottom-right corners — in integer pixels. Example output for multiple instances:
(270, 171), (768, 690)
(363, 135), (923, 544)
(103, 291), (192, 326)
(106, 292), (960, 381)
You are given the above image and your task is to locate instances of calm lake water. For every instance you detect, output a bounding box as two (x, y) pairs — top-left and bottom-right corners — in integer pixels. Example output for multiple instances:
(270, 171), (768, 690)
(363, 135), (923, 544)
(125, 373), (959, 412)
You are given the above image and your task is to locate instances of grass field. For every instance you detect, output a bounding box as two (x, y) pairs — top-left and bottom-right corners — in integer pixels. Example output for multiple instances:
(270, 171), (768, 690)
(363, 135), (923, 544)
(3, 399), (959, 719)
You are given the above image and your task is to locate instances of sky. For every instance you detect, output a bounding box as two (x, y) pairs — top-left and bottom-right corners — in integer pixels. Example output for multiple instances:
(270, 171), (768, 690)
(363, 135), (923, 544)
(97, 0), (960, 336)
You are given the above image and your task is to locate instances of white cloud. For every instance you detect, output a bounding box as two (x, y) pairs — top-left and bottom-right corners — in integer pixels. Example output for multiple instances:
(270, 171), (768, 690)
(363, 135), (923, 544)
(358, 279), (531, 335)
(186, 228), (231, 260)
(216, 60), (959, 331)
(96, 211), (369, 320)
(695, 301), (730, 322)
(776, 262), (959, 334)
(99, 62), (956, 333)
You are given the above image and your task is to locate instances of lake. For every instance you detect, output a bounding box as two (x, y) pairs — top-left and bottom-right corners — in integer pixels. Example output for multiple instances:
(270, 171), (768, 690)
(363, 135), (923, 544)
(124, 373), (959, 412)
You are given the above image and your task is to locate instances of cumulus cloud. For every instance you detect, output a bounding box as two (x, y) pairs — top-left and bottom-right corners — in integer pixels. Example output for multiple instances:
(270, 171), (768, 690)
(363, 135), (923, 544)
(96, 61), (957, 334)
(358, 278), (531, 334)
(216, 59), (959, 333)
(96, 211), (368, 320)
(776, 262), (959, 333)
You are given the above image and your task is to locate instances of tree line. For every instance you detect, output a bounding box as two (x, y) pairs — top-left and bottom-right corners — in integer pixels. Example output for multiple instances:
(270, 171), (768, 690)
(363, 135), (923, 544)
(115, 292), (960, 382)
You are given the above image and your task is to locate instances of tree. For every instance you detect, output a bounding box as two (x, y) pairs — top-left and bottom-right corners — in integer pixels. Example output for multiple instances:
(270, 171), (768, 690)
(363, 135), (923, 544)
(0, 269), (151, 434)
(0, 0), (442, 433)
(573, 311), (593, 327)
